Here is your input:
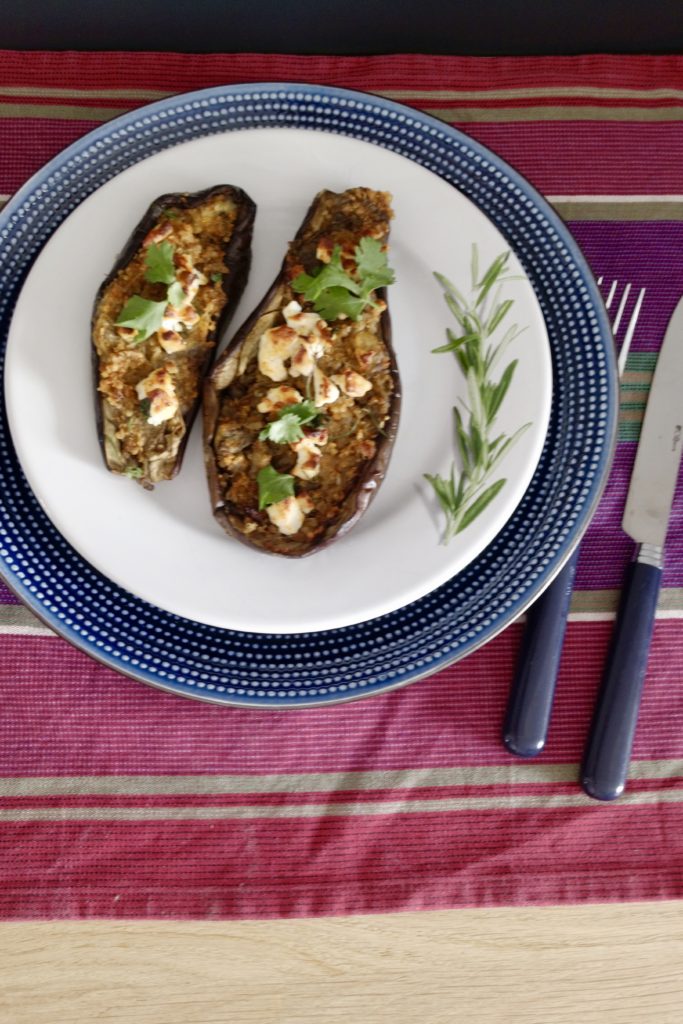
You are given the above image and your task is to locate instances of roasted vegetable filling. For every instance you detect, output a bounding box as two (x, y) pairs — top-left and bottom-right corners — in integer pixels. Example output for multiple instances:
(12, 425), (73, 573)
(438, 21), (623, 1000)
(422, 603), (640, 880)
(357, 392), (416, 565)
(209, 188), (398, 555)
(93, 190), (246, 486)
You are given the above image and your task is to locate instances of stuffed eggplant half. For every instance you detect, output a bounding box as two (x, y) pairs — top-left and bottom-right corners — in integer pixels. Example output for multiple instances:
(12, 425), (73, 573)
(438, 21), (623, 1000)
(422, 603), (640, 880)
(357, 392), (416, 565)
(92, 185), (256, 488)
(204, 187), (400, 557)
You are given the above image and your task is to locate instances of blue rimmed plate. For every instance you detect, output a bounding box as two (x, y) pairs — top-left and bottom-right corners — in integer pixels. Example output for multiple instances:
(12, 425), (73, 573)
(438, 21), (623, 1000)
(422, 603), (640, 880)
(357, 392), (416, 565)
(0, 83), (616, 707)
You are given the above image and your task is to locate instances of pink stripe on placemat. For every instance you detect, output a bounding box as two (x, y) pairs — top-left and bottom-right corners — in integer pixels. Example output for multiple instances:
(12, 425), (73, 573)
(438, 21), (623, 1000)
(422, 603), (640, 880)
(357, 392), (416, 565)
(1, 51), (683, 920)
(1, 622), (682, 774)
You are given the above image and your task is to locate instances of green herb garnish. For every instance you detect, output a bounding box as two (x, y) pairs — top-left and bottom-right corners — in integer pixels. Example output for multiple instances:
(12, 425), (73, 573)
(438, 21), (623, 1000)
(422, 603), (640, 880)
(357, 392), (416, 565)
(257, 465), (296, 509)
(115, 240), (198, 342)
(210, 272), (223, 284)
(259, 400), (320, 444)
(425, 246), (530, 543)
(292, 236), (395, 322)
(144, 241), (176, 285)
(167, 281), (187, 309)
(115, 295), (167, 343)
(124, 466), (144, 479)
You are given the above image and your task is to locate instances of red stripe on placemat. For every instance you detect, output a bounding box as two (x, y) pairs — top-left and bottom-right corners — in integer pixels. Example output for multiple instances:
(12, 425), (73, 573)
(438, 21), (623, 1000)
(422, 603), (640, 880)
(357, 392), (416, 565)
(5, 119), (681, 199)
(1, 52), (682, 93)
(1, 805), (682, 919)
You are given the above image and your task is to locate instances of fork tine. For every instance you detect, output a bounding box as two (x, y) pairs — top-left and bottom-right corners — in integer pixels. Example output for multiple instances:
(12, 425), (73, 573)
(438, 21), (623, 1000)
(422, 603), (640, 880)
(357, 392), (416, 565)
(611, 282), (631, 335)
(617, 286), (645, 377)
(597, 278), (645, 376)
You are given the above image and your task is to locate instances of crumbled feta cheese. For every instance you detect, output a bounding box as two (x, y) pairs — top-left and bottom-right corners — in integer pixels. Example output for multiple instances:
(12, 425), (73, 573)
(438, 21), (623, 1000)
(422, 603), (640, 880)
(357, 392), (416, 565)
(289, 336), (327, 378)
(158, 330), (185, 354)
(331, 369), (373, 398)
(257, 385), (304, 414)
(313, 366), (340, 407)
(291, 429), (328, 480)
(176, 267), (208, 303)
(142, 221), (174, 247)
(135, 365), (179, 426)
(266, 495), (314, 536)
(258, 325), (300, 381)
(283, 300), (326, 338)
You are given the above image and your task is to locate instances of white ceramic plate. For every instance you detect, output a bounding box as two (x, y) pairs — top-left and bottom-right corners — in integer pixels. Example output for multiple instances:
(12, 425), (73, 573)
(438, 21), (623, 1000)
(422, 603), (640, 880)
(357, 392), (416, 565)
(5, 127), (551, 634)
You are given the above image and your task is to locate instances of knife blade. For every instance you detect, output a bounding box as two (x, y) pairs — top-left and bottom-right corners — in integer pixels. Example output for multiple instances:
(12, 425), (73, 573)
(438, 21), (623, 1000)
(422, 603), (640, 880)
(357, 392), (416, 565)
(581, 296), (683, 800)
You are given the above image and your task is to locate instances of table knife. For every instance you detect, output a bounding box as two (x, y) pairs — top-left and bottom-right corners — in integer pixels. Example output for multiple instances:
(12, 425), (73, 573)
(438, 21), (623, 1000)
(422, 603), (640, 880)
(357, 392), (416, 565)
(581, 295), (683, 801)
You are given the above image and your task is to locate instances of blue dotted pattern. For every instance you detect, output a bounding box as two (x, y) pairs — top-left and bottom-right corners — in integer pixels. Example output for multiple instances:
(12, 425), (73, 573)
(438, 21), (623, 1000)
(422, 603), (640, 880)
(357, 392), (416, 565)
(0, 83), (616, 708)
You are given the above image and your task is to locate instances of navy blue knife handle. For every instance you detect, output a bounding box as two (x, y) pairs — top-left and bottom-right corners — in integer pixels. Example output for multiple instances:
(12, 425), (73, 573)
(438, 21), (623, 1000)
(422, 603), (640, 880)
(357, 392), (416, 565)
(581, 557), (662, 801)
(503, 549), (580, 757)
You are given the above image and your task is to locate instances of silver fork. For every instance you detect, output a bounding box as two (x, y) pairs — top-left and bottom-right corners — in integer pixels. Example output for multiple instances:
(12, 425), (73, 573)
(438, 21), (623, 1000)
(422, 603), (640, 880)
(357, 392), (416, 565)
(503, 280), (646, 757)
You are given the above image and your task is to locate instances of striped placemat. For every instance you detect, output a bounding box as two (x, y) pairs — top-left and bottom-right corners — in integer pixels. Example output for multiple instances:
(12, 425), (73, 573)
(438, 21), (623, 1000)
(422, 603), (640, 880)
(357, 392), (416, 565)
(0, 51), (682, 919)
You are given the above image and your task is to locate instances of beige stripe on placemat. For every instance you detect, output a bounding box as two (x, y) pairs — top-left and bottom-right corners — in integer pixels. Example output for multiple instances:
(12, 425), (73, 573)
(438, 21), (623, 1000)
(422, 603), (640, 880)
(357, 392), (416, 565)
(1, 786), (683, 820)
(569, 588), (683, 621)
(423, 105), (683, 124)
(0, 102), (126, 121)
(378, 87), (683, 102)
(0, 605), (55, 636)
(0, 760), (680, 797)
(549, 196), (683, 220)
(4, 85), (683, 103)
(2, 102), (682, 125)
(0, 85), (171, 100)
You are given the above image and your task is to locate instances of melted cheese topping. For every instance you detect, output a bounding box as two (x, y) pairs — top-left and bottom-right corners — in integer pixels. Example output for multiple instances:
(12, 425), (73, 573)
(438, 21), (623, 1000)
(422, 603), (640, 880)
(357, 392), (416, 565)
(330, 369), (373, 398)
(282, 300), (325, 337)
(291, 428), (328, 480)
(265, 494), (314, 535)
(135, 365), (179, 426)
(313, 366), (340, 407)
(257, 385), (304, 414)
(258, 325), (300, 382)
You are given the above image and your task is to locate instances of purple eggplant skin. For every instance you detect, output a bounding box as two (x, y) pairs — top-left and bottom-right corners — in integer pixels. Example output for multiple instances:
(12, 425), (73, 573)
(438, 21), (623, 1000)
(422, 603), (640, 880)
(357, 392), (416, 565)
(92, 185), (256, 489)
(203, 187), (401, 558)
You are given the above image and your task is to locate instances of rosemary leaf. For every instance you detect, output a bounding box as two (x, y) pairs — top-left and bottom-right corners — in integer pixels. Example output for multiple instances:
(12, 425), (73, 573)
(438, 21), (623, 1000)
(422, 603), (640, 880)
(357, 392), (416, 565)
(427, 244), (533, 544)
(475, 252), (510, 308)
(488, 359), (518, 422)
(487, 298), (515, 335)
(487, 422), (532, 472)
(453, 407), (472, 475)
(433, 271), (468, 310)
(457, 479), (507, 532)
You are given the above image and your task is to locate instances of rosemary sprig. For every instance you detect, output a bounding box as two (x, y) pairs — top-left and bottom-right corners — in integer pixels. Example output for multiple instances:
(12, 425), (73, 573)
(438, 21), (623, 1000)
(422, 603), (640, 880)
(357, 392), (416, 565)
(425, 245), (531, 543)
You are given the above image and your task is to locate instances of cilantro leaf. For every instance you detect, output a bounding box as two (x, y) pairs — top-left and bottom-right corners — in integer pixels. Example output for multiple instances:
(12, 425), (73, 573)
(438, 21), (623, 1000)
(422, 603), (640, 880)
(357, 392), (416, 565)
(144, 242), (176, 285)
(257, 465), (295, 509)
(259, 400), (320, 444)
(292, 246), (360, 303)
(167, 281), (187, 309)
(115, 295), (167, 342)
(355, 236), (395, 293)
(259, 413), (307, 444)
(315, 288), (367, 322)
(291, 237), (394, 322)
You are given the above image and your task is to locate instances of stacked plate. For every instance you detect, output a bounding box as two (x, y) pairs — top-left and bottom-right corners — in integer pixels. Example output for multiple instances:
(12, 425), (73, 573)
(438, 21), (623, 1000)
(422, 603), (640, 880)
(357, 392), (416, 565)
(0, 83), (616, 707)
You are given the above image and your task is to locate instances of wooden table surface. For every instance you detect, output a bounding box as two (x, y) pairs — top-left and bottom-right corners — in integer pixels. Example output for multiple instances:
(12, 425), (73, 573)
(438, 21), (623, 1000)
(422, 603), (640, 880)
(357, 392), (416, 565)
(1, 901), (682, 1023)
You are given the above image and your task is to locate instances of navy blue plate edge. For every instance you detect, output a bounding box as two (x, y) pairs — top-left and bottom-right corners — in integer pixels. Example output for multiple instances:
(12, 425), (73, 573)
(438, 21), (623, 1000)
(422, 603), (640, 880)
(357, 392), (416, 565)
(0, 80), (618, 709)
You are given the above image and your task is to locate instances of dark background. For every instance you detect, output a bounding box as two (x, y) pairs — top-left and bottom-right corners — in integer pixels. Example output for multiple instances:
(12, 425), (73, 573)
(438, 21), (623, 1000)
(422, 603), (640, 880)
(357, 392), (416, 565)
(1, 0), (682, 54)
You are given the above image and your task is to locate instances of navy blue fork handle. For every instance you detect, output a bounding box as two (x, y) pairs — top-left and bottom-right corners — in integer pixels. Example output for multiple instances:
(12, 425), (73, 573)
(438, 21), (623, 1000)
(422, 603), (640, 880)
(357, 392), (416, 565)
(503, 548), (580, 757)
(580, 556), (662, 801)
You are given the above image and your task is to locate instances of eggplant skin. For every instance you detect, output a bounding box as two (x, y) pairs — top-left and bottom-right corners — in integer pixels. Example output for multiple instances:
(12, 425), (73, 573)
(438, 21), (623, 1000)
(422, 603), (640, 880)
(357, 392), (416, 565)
(204, 187), (401, 558)
(92, 185), (256, 488)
